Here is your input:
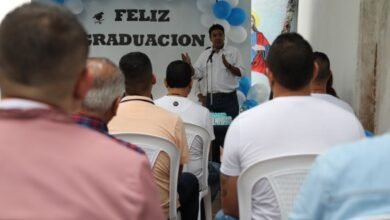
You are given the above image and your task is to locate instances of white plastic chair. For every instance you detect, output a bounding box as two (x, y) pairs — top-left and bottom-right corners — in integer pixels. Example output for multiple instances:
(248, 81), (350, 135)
(237, 154), (317, 220)
(183, 123), (213, 220)
(112, 132), (180, 220)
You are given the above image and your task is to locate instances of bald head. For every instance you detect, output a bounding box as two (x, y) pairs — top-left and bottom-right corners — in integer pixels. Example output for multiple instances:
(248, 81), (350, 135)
(81, 58), (125, 114)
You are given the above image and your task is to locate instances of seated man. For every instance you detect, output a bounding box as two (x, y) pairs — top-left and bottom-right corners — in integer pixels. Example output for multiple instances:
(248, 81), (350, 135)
(311, 51), (355, 114)
(0, 3), (163, 219)
(290, 134), (390, 219)
(155, 60), (219, 198)
(218, 33), (365, 220)
(109, 52), (199, 220)
(73, 57), (144, 154)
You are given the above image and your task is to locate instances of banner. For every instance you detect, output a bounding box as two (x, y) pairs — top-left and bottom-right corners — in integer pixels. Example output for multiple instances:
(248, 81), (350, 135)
(75, 0), (250, 99)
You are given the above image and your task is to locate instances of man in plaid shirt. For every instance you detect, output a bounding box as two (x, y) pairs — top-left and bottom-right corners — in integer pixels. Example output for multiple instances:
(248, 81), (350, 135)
(73, 57), (144, 155)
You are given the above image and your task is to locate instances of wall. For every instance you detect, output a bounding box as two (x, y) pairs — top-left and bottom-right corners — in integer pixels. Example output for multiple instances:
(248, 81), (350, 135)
(298, 0), (390, 134)
(357, 0), (390, 134)
(297, 0), (361, 110)
(0, 0), (31, 98)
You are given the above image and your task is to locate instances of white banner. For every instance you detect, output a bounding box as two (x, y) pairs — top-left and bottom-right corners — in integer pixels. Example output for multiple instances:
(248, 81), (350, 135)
(77, 0), (250, 99)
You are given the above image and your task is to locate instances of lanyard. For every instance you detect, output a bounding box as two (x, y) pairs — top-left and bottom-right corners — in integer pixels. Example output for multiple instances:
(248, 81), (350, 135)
(120, 98), (154, 105)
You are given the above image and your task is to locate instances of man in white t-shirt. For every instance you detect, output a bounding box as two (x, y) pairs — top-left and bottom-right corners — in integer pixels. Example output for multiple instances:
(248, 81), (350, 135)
(217, 33), (365, 220)
(311, 51), (355, 114)
(155, 60), (216, 185)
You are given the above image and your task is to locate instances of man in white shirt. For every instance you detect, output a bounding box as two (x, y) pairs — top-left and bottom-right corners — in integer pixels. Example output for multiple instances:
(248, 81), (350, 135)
(311, 51), (355, 114)
(182, 24), (245, 119)
(217, 33), (365, 220)
(155, 60), (218, 199)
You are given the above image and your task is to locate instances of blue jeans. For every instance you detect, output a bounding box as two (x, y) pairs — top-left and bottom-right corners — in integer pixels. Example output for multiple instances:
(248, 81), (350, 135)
(208, 161), (220, 201)
(214, 210), (238, 220)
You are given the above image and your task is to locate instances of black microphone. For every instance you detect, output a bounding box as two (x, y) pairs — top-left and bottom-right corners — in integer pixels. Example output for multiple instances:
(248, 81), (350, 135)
(207, 49), (216, 63)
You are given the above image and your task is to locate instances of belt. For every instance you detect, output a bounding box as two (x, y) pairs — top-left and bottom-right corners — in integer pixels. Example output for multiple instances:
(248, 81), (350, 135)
(207, 90), (236, 97)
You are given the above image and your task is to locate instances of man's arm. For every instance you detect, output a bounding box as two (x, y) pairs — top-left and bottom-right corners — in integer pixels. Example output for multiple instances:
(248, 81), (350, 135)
(222, 54), (241, 77)
(221, 173), (239, 217)
(181, 53), (195, 76)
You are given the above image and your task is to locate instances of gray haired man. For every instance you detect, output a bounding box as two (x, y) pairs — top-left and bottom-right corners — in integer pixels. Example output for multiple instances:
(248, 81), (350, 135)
(73, 57), (145, 154)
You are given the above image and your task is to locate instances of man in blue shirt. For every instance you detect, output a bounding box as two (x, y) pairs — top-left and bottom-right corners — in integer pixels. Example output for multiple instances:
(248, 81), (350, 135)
(290, 134), (390, 219)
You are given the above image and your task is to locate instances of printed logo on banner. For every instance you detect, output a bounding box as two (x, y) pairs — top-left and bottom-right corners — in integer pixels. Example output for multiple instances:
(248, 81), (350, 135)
(93, 12), (104, 24)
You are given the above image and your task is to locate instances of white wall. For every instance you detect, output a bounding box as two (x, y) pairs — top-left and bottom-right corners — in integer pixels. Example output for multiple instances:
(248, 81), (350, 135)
(297, 0), (361, 110)
(0, 1), (31, 22)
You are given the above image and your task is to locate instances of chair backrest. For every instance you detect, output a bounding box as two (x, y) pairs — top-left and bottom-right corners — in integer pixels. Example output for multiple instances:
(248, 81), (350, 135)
(237, 154), (317, 220)
(111, 132), (180, 220)
(183, 123), (211, 191)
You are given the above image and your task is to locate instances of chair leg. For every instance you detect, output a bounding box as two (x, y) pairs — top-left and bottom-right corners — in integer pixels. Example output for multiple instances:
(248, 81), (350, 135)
(204, 189), (212, 220)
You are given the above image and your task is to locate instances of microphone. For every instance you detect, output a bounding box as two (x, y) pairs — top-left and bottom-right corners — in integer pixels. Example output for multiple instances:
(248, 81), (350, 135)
(207, 49), (216, 63)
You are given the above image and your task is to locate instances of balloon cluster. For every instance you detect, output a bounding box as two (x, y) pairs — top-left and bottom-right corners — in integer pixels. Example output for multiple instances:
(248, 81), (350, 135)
(237, 75), (271, 112)
(197, 0), (248, 44)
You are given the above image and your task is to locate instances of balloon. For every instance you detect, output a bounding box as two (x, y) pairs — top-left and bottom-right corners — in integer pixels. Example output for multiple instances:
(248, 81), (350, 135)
(197, 0), (214, 14)
(242, 99), (258, 111)
(200, 14), (215, 28)
(64, 0), (84, 14)
(227, 26), (247, 43)
(226, 7), (246, 26)
(214, 18), (231, 33)
(238, 76), (251, 96)
(212, 1), (232, 19)
(247, 83), (270, 105)
(53, 0), (65, 4)
(224, 0), (239, 7)
(236, 90), (246, 107)
(364, 130), (374, 137)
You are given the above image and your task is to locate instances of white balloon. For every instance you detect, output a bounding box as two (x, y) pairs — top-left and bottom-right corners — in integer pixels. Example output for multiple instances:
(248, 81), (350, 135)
(214, 18), (230, 33)
(224, 0), (239, 7)
(65, 0), (84, 15)
(196, 0), (214, 14)
(236, 90), (246, 108)
(227, 26), (247, 43)
(247, 81), (271, 104)
(200, 14), (215, 28)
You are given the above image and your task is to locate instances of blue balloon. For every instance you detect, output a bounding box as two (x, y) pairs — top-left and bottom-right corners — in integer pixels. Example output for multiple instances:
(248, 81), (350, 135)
(227, 8), (247, 26)
(364, 130), (374, 137)
(212, 1), (232, 19)
(242, 99), (258, 111)
(238, 76), (251, 96)
(53, 0), (65, 4)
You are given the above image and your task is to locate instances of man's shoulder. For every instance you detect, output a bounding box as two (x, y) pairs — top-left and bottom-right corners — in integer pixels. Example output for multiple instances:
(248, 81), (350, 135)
(315, 134), (390, 184)
(312, 93), (354, 113)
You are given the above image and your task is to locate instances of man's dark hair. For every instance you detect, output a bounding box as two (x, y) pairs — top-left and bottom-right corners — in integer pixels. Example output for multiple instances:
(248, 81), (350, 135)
(119, 52), (153, 95)
(313, 51), (331, 83)
(165, 60), (192, 88)
(267, 33), (314, 90)
(0, 2), (88, 89)
(208, 24), (224, 36)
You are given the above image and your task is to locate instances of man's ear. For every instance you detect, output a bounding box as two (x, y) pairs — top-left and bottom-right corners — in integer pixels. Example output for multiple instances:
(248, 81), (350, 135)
(152, 73), (157, 85)
(164, 79), (169, 88)
(74, 68), (93, 101)
(312, 61), (319, 82)
(265, 67), (274, 86)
